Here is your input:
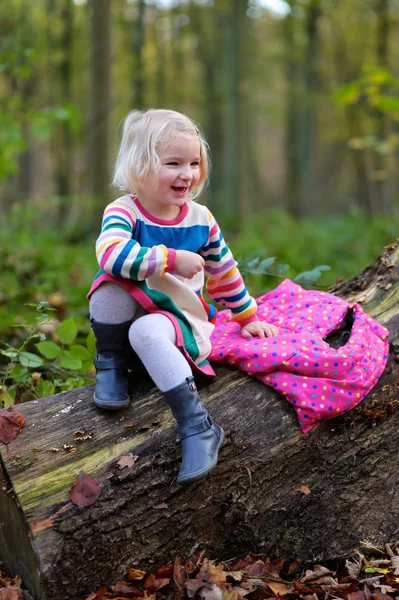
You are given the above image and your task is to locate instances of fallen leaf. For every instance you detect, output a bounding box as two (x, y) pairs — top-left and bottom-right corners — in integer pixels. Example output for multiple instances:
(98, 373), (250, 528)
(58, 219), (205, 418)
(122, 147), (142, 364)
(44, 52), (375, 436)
(364, 568), (389, 574)
(0, 408), (25, 444)
(375, 585), (396, 594)
(173, 557), (187, 590)
(83, 587), (108, 600)
(301, 565), (333, 582)
(127, 569), (146, 581)
(197, 560), (227, 586)
(296, 483), (311, 496)
(288, 556), (305, 575)
(111, 580), (144, 597)
(117, 453), (139, 470)
(346, 558), (363, 580)
(226, 571), (244, 582)
(143, 574), (170, 592)
(70, 473), (100, 507)
(267, 581), (290, 596)
(154, 564), (174, 579)
(0, 587), (20, 600)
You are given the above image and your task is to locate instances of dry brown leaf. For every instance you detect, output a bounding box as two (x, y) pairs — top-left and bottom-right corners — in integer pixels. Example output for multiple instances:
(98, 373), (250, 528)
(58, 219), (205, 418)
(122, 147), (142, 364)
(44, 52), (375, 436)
(111, 580), (144, 597)
(117, 453), (139, 470)
(287, 557), (305, 576)
(346, 558), (363, 580)
(0, 408), (25, 444)
(127, 569), (146, 581)
(70, 472), (100, 507)
(226, 571), (244, 582)
(0, 588), (20, 600)
(296, 483), (311, 496)
(222, 589), (240, 600)
(173, 557), (187, 590)
(301, 565), (333, 583)
(83, 587), (108, 600)
(143, 574), (170, 592)
(267, 581), (290, 596)
(154, 564), (174, 579)
(197, 560), (227, 586)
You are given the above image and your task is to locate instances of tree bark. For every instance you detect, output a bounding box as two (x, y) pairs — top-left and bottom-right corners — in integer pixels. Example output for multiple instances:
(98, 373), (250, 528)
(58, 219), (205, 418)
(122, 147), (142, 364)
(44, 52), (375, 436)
(1, 243), (399, 600)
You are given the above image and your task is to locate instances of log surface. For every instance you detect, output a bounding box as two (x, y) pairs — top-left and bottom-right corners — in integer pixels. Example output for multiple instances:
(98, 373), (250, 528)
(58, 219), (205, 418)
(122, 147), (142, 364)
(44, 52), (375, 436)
(1, 243), (399, 600)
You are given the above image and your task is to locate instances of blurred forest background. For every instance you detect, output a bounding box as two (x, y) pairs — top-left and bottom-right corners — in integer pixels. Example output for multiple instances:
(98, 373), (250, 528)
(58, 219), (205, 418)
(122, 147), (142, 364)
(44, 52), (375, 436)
(1, 0), (399, 403)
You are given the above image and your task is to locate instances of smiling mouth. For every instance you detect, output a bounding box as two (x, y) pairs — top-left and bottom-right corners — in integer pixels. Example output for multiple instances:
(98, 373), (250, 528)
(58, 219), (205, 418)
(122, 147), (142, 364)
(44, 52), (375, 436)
(171, 186), (188, 195)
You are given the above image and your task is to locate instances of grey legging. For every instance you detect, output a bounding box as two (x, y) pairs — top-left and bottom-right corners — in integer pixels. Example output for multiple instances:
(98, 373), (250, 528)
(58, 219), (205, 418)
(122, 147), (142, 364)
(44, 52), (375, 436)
(89, 282), (192, 391)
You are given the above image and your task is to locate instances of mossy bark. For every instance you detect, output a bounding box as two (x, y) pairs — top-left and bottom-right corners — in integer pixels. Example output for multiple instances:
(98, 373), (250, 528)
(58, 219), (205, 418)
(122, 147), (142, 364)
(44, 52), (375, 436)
(1, 243), (399, 600)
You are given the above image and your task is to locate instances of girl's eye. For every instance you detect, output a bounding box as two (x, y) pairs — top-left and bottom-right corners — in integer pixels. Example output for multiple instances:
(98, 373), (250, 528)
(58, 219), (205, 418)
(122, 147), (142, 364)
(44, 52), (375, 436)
(166, 162), (178, 166)
(191, 162), (199, 166)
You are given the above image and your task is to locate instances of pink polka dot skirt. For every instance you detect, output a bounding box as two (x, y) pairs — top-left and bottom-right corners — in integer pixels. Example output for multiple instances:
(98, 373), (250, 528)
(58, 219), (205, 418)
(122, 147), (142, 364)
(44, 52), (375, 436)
(209, 279), (389, 433)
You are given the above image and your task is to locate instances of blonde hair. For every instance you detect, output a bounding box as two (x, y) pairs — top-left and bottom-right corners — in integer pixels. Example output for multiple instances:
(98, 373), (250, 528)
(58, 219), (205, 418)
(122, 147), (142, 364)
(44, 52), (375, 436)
(113, 109), (210, 201)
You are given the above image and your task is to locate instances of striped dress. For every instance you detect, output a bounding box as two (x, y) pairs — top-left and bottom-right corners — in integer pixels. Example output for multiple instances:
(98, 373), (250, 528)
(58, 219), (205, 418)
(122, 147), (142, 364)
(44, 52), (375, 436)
(88, 195), (258, 376)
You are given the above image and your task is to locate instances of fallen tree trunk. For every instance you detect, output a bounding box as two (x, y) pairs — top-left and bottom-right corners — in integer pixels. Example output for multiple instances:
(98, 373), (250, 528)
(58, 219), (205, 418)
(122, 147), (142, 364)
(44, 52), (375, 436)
(1, 243), (399, 600)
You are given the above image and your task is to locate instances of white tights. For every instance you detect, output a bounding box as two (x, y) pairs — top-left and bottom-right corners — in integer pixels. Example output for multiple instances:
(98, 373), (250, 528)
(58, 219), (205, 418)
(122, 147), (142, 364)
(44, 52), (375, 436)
(89, 282), (192, 391)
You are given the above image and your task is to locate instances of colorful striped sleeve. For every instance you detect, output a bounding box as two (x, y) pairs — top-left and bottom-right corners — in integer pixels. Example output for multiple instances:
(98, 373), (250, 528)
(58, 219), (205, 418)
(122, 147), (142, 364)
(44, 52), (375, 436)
(95, 198), (176, 281)
(200, 210), (258, 326)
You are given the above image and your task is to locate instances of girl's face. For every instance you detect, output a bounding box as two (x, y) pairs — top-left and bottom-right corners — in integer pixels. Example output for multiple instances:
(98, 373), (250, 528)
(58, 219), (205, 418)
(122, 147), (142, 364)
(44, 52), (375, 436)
(136, 133), (201, 219)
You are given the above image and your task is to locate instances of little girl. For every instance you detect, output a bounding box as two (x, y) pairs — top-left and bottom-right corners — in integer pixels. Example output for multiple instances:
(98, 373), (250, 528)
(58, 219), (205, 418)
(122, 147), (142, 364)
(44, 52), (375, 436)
(88, 109), (278, 484)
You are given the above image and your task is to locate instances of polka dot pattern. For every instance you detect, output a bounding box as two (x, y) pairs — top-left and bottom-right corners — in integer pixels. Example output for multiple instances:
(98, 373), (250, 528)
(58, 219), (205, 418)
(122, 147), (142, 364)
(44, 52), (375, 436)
(209, 279), (389, 434)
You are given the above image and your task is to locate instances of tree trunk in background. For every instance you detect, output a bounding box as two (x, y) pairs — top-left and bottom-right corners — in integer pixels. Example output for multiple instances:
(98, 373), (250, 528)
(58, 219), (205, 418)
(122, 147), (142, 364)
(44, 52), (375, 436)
(88, 0), (111, 205)
(239, 8), (261, 217)
(222, 0), (242, 218)
(171, 2), (187, 109)
(332, 16), (373, 215)
(190, 1), (224, 210)
(374, 0), (390, 213)
(57, 0), (74, 218)
(132, 0), (146, 108)
(284, 2), (301, 218)
(154, 4), (167, 107)
(300, 0), (321, 215)
(15, 0), (35, 202)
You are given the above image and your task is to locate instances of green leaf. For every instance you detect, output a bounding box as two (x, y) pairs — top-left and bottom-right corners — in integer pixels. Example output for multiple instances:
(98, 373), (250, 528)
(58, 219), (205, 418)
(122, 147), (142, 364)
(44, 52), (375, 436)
(57, 317), (78, 344)
(364, 567), (389, 574)
(70, 344), (91, 361)
(86, 330), (96, 356)
(315, 265), (331, 272)
(80, 360), (95, 374)
(59, 350), (82, 370)
(0, 391), (14, 408)
(38, 379), (55, 398)
(19, 352), (43, 368)
(0, 348), (18, 360)
(36, 341), (61, 359)
(8, 364), (27, 380)
(258, 257), (276, 270)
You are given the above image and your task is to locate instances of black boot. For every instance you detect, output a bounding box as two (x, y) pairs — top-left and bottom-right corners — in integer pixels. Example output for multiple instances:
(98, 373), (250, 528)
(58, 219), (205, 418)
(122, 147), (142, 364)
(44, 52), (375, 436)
(163, 376), (224, 484)
(91, 318), (132, 410)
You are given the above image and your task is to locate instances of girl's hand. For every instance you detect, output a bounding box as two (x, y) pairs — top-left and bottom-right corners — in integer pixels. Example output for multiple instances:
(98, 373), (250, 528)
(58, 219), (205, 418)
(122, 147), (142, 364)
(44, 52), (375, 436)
(175, 250), (205, 279)
(241, 320), (279, 339)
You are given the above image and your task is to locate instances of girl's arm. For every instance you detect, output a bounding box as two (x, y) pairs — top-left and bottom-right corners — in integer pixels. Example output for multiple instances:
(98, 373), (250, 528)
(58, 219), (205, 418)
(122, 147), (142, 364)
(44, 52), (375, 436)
(95, 199), (176, 280)
(199, 211), (258, 327)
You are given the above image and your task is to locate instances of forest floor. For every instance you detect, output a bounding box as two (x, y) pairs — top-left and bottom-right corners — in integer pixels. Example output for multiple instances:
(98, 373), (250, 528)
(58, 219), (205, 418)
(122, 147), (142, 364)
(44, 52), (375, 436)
(1, 541), (399, 600)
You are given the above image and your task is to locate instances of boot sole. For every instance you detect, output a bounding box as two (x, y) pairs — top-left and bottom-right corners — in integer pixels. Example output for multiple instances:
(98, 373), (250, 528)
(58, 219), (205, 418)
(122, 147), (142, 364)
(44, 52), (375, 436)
(93, 394), (130, 410)
(176, 427), (225, 485)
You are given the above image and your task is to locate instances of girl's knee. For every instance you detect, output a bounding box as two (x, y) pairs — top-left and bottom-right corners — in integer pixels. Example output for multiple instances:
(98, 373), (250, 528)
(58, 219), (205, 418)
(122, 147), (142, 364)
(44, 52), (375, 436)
(129, 314), (175, 347)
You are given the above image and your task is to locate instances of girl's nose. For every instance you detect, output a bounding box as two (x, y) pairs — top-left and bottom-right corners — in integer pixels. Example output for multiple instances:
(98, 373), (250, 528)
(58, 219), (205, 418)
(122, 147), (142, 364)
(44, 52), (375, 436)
(179, 165), (192, 180)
